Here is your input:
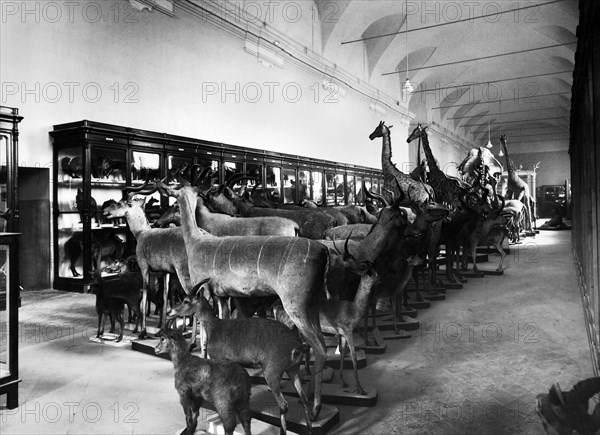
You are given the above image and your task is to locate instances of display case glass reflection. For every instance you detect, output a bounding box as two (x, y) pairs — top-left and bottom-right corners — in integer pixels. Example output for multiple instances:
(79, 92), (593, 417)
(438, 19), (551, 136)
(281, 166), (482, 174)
(311, 171), (323, 203)
(283, 168), (296, 204)
(265, 166), (281, 204)
(298, 170), (310, 203)
(0, 245), (9, 378)
(131, 151), (160, 184)
(355, 176), (363, 204)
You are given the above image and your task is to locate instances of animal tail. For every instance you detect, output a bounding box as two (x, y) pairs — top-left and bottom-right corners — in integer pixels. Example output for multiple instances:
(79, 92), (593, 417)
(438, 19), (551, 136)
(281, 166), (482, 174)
(291, 344), (310, 366)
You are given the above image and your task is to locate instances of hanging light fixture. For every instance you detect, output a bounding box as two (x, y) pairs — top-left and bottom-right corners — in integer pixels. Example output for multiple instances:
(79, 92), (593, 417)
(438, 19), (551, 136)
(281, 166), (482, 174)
(402, 0), (414, 95)
(486, 119), (493, 148)
(497, 101), (503, 155)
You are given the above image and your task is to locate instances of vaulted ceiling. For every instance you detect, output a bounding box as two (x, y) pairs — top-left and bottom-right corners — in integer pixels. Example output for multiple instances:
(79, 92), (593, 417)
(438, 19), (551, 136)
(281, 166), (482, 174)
(312, 0), (578, 151)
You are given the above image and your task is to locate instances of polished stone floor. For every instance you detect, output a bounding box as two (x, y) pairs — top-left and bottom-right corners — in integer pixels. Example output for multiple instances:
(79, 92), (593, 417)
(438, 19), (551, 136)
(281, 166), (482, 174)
(0, 226), (593, 434)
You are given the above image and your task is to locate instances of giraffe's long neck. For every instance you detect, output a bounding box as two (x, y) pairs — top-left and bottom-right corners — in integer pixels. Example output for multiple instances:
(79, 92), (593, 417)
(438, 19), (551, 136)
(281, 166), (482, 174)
(420, 130), (440, 172)
(381, 129), (396, 175)
(500, 138), (516, 174)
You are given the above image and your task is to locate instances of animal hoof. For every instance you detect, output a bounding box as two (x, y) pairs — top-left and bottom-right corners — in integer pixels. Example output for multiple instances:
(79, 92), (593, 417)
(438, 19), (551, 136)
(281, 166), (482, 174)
(116, 337), (123, 343)
(138, 331), (148, 340)
(355, 388), (367, 396)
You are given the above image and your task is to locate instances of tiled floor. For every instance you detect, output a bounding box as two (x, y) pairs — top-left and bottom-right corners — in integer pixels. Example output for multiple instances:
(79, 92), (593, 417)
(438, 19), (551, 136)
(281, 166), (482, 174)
(0, 227), (593, 434)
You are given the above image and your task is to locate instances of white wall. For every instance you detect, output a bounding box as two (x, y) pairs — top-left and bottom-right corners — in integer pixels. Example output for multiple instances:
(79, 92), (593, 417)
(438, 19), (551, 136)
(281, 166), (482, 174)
(0, 0), (411, 171)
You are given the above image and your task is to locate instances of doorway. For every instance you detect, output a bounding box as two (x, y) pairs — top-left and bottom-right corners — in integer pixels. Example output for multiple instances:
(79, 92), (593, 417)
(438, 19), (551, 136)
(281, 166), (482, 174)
(19, 167), (50, 290)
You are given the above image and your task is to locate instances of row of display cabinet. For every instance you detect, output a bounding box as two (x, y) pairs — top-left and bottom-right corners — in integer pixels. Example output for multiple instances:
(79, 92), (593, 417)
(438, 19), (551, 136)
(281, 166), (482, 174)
(51, 120), (384, 292)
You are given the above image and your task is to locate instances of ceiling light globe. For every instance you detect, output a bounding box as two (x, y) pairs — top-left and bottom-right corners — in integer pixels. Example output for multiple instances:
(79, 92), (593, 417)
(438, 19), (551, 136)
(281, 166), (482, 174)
(403, 78), (414, 95)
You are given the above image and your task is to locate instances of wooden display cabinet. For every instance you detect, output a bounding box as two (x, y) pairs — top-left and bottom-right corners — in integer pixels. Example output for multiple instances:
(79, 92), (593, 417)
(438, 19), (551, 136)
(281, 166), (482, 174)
(0, 106), (21, 409)
(51, 120), (383, 293)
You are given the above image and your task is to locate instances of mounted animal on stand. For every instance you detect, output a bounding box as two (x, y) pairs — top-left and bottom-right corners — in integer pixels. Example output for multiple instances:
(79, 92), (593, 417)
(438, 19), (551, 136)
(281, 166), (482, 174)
(458, 194), (507, 273)
(156, 179), (330, 421)
(406, 124), (480, 288)
(152, 170), (300, 237)
(503, 199), (527, 243)
(440, 190), (492, 284)
(369, 121), (434, 206)
(206, 174), (336, 239)
(76, 188), (101, 227)
(458, 147), (503, 186)
(169, 284), (312, 434)
(274, 263), (380, 396)
(301, 197), (378, 224)
(155, 327), (252, 435)
(102, 180), (198, 339)
(63, 230), (124, 277)
(89, 269), (143, 341)
(500, 134), (537, 232)
(153, 203), (181, 228)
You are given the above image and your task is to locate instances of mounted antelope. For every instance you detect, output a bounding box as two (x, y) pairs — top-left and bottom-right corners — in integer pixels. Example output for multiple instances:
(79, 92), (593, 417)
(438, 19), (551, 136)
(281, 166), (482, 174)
(206, 175), (336, 239)
(274, 264), (380, 395)
(102, 181), (198, 338)
(155, 180), (329, 421)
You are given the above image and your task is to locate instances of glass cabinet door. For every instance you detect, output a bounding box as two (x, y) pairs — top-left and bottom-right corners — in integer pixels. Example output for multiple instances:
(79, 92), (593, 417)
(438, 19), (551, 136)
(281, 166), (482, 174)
(283, 168), (296, 204)
(57, 147), (85, 279)
(265, 166), (281, 204)
(298, 170), (310, 203)
(223, 161), (244, 190)
(131, 150), (161, 184)
(311, 171), (323, 203)
(355, 176), (363, 204)
(334, 174), (345, 205)
(167, 154), (194, 184)
(346, 174), (356, 204)
(0, 244), (9, 379)
(325, 173), (335, 205)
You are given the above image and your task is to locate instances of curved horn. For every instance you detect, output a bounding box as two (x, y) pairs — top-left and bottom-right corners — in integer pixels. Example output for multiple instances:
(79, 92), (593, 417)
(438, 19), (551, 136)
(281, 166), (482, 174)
(331, 232), (343, 256)
(122, 176), (151, 194)
(225, 172), (247, 187)
(343, 230), (354, 261)
(364, 180), (389, 207)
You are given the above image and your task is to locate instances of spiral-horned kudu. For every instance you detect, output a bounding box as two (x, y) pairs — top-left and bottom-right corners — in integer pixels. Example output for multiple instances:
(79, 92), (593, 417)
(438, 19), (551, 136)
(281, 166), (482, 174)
(102, 180), (198, 338)
(155, 179), (329, 420)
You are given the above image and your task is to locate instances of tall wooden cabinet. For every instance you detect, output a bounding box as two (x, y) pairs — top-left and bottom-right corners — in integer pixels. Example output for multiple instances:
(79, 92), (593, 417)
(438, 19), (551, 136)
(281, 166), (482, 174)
(0, 106), (22, 409)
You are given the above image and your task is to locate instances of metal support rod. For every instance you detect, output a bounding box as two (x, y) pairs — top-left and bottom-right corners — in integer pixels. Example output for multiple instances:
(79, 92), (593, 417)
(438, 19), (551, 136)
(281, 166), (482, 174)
(382, 42), (576, 76)
(341, 0), (564, 45)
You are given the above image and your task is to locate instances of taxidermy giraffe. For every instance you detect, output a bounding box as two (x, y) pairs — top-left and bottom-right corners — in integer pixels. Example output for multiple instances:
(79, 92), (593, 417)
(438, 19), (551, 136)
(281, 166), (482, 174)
(406, 124), (467, 210)
(499, 134), (536, 231)
(369, 121), (434, 206)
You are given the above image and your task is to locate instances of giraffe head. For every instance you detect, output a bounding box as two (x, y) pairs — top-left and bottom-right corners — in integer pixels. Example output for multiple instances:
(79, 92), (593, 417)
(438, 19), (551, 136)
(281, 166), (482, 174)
(369, 121), (393, 140)
(406, 124), (428, 143)
(499, 134), (508, 144)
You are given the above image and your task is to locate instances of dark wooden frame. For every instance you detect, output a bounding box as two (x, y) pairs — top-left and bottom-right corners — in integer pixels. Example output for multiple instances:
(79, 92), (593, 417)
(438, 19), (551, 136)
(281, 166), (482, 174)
(571, 0), (600, 374)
